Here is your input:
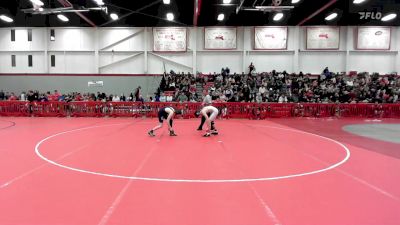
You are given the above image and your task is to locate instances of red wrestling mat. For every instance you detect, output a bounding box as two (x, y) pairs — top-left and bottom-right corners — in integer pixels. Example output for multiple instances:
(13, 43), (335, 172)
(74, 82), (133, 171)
(0, 117), (399, 225)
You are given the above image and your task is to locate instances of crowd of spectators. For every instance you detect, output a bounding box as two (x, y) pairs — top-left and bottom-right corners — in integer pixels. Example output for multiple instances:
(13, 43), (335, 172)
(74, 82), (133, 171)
(0, 87), (143, 103)
(1, 66), (399, 104)
(158, 66), (400, 104)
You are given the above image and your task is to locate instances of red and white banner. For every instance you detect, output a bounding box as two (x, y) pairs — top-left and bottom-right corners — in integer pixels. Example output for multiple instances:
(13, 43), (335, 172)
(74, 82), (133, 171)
(204, 27), (237, 49)
(254, 27), (288, 50)
(306, 27), (340, 50)
(357, 27), (391, 50)
(153, 28), (187, 52)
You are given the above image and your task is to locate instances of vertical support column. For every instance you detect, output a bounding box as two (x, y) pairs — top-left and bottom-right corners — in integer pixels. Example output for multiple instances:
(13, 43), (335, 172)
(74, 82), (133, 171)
(44, 28), (49, 73)
(242, 27), (247, 73)
(192, 27), (197, 75)
(293, 26), (300, 73)
(94, 27), (99, 74)
(345, 26), (352, 74)
(394, 27), (399, 74)
(144, 27), (148, 74)
(63, 51), (66, 73)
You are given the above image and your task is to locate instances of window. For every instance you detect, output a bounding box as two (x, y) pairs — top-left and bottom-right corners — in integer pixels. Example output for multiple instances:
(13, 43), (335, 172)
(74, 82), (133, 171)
(28, 29), (32, 42)
(11, 29), (15, 42)
(11, 55), (16, 67)
(28, 55), (33, 67)
(50, 29), (55, 41)
(51, 55), (55, 67)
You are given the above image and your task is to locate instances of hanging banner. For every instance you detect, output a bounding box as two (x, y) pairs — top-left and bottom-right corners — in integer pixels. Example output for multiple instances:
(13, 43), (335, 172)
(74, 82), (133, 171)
(254, 27), (288, 50)
(306, 27), (340, 50)
(153, 27), (187, 52)
(357, 27), (391, 50)
(204, 27), (237, 50)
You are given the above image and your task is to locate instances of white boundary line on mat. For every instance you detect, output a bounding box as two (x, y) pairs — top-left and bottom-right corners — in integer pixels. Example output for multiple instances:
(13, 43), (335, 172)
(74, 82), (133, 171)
(35, 122), (351, 183)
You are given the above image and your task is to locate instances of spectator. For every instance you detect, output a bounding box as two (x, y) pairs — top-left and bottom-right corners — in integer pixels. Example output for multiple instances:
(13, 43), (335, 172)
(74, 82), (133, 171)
(8, 92), (18, 101)
(134, 86), (141, 101)
(1, 70), (399, 105)
(202, 90), (212, 106)
(177, 92), (188, 102)
(20, 92), (26, 101)
(112, 95), (120, 102)
(120, 94), (126, 102)
(249, 62), (255, 74)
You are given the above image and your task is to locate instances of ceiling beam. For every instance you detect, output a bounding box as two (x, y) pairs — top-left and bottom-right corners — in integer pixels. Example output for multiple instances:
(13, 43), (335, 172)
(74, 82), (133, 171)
(100, 0), (162, 27)
(57, 0), (97, 27)
(236, 0), (246, 14)
(297, 0), (338, 26)
(193, 0), (199, 26)
(103, 1), (187, 26)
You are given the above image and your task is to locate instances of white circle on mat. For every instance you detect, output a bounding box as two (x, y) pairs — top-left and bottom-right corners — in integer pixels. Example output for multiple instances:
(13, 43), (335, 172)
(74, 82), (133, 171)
(35, 122), (350, 183)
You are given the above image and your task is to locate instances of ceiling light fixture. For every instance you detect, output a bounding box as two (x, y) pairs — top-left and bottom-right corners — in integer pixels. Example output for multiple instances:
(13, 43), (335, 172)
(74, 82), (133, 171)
(217, 13), (225, 21)
(93, 0), (105, 6)
(166, 13), (174, 21)
(163, 0), (171, 4)
(325, 12), (338, 21)
(381, 13), (397, 22)
(273, 12), (284, 21)
(0, 15), (13, 23)
(291, 0), (301, 4)
(57, 14), (69, 22)
(353, 0), (367, 4)
(30, 0), (44, 6)
(110, 13), (118, 20)
(223, 0), (232, 3)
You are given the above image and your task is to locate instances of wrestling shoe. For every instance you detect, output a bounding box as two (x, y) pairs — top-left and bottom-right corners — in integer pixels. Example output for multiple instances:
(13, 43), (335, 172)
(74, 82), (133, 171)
(203, 133), (211, 137)
(211, 130), (219, 135)
(148, 130), (155, 137)
(170, 130), (178, 136)
(197, 127), (202, 131)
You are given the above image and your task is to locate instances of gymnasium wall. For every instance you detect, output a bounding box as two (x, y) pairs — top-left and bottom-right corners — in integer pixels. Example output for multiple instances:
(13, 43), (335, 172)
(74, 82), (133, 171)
(0, 26), (399, 95)
(0, 75), (161, 97)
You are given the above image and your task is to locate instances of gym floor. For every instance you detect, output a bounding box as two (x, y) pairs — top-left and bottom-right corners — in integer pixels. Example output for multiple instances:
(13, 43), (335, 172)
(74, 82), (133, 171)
(0, 117), (399, 225)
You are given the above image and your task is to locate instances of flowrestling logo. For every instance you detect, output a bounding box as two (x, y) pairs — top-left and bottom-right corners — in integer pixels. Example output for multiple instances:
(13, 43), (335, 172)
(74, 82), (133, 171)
(359, 11), (382, 20)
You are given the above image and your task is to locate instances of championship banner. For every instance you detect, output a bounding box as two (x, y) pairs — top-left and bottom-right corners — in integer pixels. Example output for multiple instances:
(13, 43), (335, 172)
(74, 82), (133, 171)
(254, 27), (288, 50)
(357, 27), (391, 50)
(204, 27), (237, 49)
(306, 27), (340, 50)
(153, 27), (187, 52)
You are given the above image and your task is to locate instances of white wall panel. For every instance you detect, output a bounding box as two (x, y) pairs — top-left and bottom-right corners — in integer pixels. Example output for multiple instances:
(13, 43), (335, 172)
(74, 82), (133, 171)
(98, 28), (145, 51)
(148, 53), (193, 74)
(65, 52), (95, 73)
(248, 52), (295, 73)
(48, 28), (95, 51)
(0, 29), (10, 50)
(197, 52), (242, 74)
(6, 29), (30, 51)
(48, 52), (95, 73)
(31, 29), (46, 50)
(0, 28), (45, 51)
(299, 51), (346, 74)
(0, 52), (44, 73)
(349, 52), (396, 74)
(0, 26), (398, 76)
(99, 52), (145, 74)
